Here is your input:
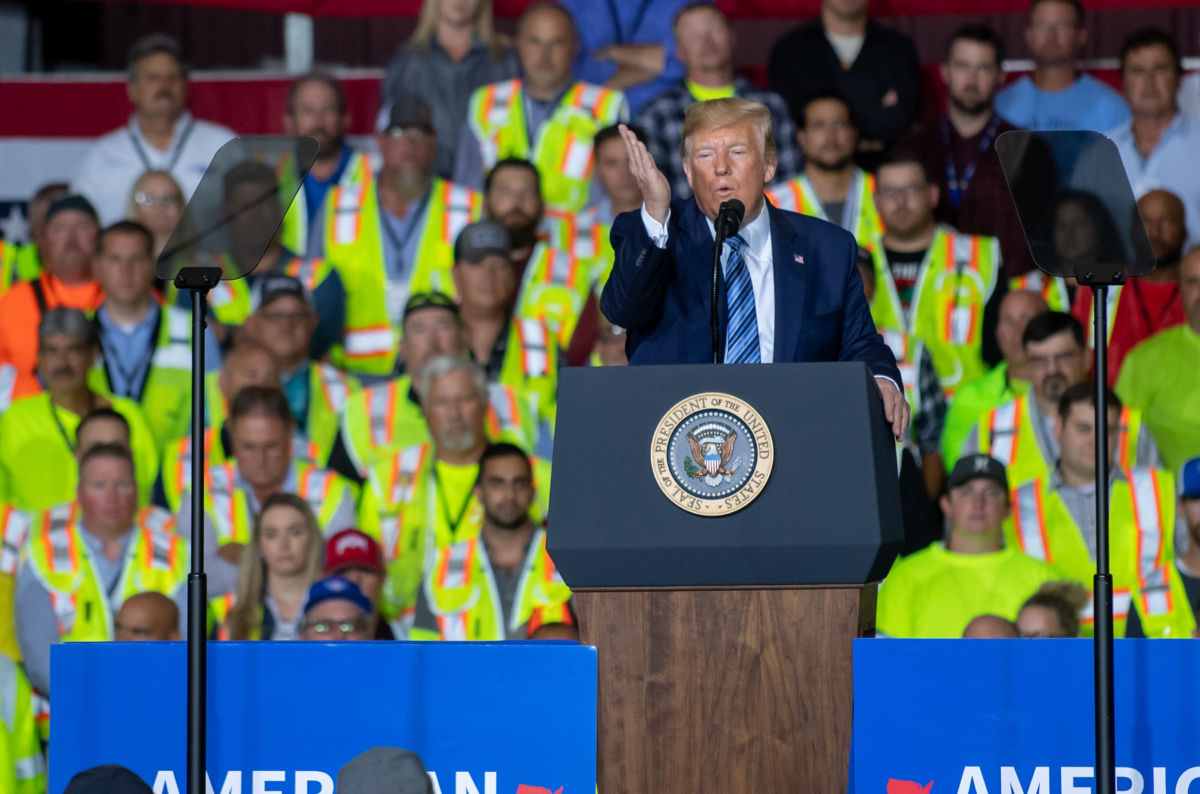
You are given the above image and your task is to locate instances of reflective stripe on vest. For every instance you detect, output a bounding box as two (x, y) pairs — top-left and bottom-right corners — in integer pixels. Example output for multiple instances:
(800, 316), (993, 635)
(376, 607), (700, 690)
(152, 307), (192, 371)
(986, 397), (1023, 467)
(331, 159), (374, 246)
(1, 506), (29, 576)
(1012, 478), (1052, 563)
(1009, 271), (1070, 312)
(513, 318), (551, 379)
(0, 363), (17, 415)
(1127, 467), (1172, 617)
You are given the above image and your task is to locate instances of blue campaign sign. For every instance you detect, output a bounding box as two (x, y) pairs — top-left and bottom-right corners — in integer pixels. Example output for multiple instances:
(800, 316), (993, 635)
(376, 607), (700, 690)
(50, 641), (596, 794)
(853, 639), (1200, 794)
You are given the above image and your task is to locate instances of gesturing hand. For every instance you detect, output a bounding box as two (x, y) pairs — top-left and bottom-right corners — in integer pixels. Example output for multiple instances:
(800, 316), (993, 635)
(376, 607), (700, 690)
(619, 123), (671, 225)
(875, 377), (911, 442)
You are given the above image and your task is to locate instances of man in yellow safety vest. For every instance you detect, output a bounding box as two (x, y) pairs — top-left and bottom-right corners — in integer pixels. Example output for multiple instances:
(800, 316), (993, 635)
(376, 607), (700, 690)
(411, 441), (572, 641)
(455, 2), (628, 213)
(1005, 382), (1195, 638)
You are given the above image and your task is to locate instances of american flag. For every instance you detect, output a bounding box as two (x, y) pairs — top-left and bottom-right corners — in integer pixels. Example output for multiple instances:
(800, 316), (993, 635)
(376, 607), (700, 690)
(794, 253), (805, 264)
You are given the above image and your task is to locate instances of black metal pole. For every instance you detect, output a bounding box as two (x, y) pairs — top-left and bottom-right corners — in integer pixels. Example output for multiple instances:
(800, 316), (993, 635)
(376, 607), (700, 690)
(711, 238), (722, 364)
(187, 285), (209, 794)
(1091, 284), (1115, 794)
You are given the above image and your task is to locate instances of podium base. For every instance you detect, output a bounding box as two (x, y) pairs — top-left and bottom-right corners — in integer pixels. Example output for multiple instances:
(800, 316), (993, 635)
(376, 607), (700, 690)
(577, 584), (876, 794)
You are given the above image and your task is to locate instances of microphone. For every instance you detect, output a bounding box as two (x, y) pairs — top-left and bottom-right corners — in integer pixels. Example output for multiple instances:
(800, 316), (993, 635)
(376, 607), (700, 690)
(715, 199), (746, 241)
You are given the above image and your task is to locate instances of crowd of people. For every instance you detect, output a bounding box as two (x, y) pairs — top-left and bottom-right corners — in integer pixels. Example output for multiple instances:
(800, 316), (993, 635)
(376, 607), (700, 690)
(0, 0), (1199, 788)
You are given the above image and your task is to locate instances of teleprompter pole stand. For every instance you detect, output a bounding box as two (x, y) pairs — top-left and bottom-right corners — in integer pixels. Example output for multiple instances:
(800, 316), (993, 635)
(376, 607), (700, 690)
(176, 266), (221, 794)
(1080, 277), (1117, 794)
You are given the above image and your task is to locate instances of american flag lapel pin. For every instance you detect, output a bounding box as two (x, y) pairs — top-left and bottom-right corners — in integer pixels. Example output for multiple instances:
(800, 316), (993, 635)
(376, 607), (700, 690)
(793, 253), (804, 264)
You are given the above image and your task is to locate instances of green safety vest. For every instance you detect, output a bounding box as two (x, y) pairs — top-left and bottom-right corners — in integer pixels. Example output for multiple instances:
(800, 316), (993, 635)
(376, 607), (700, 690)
(25, 503), (187, 642)
(279, 149), (373, 257)
(878, 327), (927, 454)
(940, 361), (1029, 470)
(1009, 270), (1070, 312)
(467, 79), (627, 212)
(410, 528), (573, 641)
(765, 170), (882, 247)
(322, 174), (481, 375)
(0, 655), (44, 794)
(89, 303), (194, 451)
(975, 396), (1151, 488)
(869, 225), (1000, 396)
(0, 363), (16, 417)
(1008, 467), (1197, 638)
(207, 254), (339, 329)
(497, 316), (558, 429)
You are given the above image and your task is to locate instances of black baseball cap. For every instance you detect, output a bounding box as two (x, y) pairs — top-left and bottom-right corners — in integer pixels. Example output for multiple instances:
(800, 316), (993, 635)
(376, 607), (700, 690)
(256, 274), (310, 308)
(45, 194), (99, 226)
(384, 94), (433, 134)
(947, 454), (1009, 491)
(454, 220), (512, 263)
(402, 291), (459, 323)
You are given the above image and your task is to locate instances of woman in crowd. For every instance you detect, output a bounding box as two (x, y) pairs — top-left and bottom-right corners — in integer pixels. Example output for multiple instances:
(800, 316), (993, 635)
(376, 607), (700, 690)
(1016, 581), (1089, 638)
(215, 493), (324, 640)
(126, 169), (185, 261)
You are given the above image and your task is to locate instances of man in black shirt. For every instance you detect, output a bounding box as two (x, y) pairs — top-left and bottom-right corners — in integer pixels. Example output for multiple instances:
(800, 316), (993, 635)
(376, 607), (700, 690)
(767, 0), (921, 170)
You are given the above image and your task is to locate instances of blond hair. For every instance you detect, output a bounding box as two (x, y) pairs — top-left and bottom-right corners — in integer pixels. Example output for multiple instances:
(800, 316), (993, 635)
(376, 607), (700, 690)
(406, 0), (509, 62)
(679, 98), (777, 165)
(125, 169), (183, 220)
(225, 492), (323, 640)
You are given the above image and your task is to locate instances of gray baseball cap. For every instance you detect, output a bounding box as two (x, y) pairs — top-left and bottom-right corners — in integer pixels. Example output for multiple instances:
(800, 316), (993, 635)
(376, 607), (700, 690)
(337, 747), (434, 794)
(454, 220), (512, 264)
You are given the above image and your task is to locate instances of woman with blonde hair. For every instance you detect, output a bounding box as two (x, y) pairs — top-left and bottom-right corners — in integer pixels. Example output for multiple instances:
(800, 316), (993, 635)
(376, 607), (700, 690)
(126, 169), (185, 260)
(213, 493), (324, 640)
(379, 0), (518, 179)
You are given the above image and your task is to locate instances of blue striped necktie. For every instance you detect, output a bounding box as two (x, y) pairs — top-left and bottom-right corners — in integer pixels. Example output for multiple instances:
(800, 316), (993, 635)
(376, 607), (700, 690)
(723, 234), (760, 363)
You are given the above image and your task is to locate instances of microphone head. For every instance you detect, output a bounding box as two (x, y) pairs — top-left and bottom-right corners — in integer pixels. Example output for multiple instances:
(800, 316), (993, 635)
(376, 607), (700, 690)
(717, 199), (746, 235)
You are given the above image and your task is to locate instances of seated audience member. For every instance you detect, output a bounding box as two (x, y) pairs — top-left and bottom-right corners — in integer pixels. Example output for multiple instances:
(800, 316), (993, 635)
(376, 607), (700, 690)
(455, 3), (628, 212)
(114, 591), (181, 641)
(16, 444), (187, 695)
(1110, 28), (1200, 245)
(411, 442), (571, 641)
(869, 151), (1003, 398)
(1016, 581), (1088, 638)
(209, 161), (347, 359)
(1116, 246), (1200, 473)
(125, 170), (185, 261)
(767, 0), (920, 170)
(158, 340), (282, 512)
(0, 309), (158, 512)
(0, 195), (102, 402)
(876, 454), (1057, 639)
(316, 95), (480, 376)
(899, 25), (1032, 278)
(280, 73), (367, 256)
(338, 747), (433, 794)
(324, 528), (394, 639)
(380, 0), (519, 181)
(242, 275), (358, 468)
(177, 386), (362, 580)
(942, 290), (1049, 470)
(298, 576), (375, 641)
(560, 0), (688, 115)
(961, 614), (1019, 639)
(636, 3), (799, 200)
(211, 493), (323, 641)
(92, 219), (220, 450)
(995, 0), (1130, 133)
(1072, 189), (1187, 385)
(0, 653), (43, 794)
(367, 361), (551, 631)
(0, 182), (69, 296)
(63, 765), (153, 794)
(962, 312), (1160, 485)
(766, 91), (880, 243)
(338, 294), (540, 474)
(1007, 383), (1195, 638)
(72, 34), (234, 226)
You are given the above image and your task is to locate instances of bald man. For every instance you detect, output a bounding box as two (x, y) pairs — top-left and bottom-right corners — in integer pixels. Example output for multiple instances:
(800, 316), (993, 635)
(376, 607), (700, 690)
(962, 614), (1018, 639)
(114, 592), (180, 641)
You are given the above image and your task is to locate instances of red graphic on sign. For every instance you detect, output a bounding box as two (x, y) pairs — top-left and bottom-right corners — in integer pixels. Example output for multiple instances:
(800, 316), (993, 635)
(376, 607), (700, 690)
(515, 786), (563, 794)
(886, 780), (933, 794)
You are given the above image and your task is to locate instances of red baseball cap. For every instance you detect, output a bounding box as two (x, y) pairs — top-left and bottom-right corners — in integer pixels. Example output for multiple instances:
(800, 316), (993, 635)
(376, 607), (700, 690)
(324, 529), (385, 575)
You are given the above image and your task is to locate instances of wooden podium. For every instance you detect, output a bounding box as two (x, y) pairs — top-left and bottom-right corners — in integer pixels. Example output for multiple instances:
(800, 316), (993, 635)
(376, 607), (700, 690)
(548, 364), (902, 793)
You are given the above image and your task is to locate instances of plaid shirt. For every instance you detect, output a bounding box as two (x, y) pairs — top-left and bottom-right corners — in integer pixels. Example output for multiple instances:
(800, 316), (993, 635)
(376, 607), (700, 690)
(911, 345), (946, 455)
(634, 77), (801, 199)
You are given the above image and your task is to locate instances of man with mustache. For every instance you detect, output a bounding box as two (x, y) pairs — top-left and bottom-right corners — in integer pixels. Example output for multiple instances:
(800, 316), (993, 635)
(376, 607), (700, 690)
(72, 34), (234, 226)
(897, 25), (1033, 278)
(962, 311), (1160, 487)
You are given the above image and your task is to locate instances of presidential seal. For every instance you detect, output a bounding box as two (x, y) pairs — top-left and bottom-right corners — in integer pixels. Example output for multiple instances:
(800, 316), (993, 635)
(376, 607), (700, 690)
(650, 392), (775, 516)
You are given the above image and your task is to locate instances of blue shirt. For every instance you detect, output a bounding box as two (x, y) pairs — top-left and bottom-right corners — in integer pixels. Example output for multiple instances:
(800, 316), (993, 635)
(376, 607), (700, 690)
(996, 74), (1130, 133)
(1109, 112), (1200, 247)
(302, 144), (353, 223)
(97, 303), (222, 399)
(559, 0), (689, 115)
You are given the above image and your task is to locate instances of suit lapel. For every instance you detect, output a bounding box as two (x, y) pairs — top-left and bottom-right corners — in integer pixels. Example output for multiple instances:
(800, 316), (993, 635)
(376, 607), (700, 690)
(769, 203), (808, 362)
(681, 199), (724, 327)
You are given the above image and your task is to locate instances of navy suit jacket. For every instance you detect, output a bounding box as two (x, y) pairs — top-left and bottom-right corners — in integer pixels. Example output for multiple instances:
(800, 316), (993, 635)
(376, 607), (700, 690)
(599, 197), (902, 384)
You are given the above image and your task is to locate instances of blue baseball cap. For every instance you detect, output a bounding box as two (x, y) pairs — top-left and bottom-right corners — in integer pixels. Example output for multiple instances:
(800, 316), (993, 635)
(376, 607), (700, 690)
(1181, 457), (1200, 500)
(302, 575), (372, 617)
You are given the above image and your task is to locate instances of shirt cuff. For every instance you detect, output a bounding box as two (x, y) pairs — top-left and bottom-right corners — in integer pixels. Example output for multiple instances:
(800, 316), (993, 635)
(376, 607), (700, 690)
(874, 374), (903, 394)
(641, 204), (670, 249)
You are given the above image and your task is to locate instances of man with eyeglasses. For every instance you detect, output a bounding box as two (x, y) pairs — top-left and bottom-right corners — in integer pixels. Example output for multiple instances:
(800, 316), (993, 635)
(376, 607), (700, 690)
(897, 25), (1033, 279)
(317, 95), (481, 377)
(995, 0), (1130, 133)
(876, 453), (1056, 638)
(298, 576), (375, 641)
(868, 150), (1003, 399)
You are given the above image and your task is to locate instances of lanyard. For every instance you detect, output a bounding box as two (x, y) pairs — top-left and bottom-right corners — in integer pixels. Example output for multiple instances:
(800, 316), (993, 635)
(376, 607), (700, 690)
(127, 116), (195, 174)
(942, 115), (998, 212)
(379, 192), (430, 280)
(1127, 279), (1179, 332)
(98, 307), (162, 401)
(603, 0), (652, 44)
(49, 399), (84, 454)
(432, 466), (476, 543)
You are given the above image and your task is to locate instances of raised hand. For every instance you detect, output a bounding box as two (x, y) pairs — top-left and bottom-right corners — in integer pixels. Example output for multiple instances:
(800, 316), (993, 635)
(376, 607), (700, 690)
(619, 123), (671, 225)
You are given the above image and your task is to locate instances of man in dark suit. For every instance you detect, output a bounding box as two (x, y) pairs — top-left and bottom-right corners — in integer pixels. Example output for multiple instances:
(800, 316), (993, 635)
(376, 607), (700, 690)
(600, 97), (909, 439)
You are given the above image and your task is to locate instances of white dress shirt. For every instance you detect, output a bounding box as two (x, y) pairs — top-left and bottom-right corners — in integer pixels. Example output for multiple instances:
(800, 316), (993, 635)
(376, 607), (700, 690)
(72, 111), (236, 225)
